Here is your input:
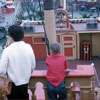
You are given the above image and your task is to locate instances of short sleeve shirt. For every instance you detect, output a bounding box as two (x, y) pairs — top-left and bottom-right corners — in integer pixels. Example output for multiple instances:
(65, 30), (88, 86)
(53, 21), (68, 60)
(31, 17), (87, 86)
(45, 54), (68, 87)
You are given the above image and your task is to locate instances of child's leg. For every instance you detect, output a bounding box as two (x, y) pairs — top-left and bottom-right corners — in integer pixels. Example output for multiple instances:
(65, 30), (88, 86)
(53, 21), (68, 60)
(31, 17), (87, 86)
(56, 80), (67, 100)
(47, 81), (57, 100)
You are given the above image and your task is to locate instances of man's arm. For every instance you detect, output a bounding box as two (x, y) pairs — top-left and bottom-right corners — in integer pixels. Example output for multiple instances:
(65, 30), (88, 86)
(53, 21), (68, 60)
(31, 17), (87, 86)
(0, 49), (8, 75)
(31, 50), (36, 73)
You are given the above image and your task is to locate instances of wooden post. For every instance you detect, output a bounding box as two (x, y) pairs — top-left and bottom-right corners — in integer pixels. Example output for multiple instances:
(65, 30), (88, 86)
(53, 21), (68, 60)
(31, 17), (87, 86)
(44, 0), (56, 44)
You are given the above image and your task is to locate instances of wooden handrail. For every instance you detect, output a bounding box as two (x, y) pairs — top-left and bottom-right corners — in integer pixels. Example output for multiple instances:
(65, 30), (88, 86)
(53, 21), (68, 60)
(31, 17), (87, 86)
(29, 65), (95, 100)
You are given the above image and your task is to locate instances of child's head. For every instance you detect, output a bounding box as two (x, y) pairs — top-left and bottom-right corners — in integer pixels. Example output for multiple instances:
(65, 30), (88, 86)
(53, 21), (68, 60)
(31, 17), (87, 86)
(50, 42), (61, 54)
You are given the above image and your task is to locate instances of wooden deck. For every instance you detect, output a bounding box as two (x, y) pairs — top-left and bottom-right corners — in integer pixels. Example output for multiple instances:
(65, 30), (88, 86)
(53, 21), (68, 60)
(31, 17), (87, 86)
(33, 57), (100, 100)
(36, 57), (100, 87)
(28, 83), (45, 100)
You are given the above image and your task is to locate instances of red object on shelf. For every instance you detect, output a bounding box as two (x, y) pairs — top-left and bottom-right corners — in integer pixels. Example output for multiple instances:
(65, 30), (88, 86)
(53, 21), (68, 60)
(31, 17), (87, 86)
(2, 8), (14, 14)
(81, 41), (91, 61)
(6, 3), (12, 6)
(6, 0), (13, 6)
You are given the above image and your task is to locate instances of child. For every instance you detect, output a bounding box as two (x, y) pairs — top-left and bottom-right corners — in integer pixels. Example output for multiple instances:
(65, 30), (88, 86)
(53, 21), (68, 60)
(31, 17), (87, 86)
(45, 42), (68, 100)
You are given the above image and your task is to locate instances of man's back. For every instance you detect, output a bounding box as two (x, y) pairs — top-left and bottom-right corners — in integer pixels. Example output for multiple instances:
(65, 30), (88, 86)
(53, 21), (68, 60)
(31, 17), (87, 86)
(0, 41), (35, 86)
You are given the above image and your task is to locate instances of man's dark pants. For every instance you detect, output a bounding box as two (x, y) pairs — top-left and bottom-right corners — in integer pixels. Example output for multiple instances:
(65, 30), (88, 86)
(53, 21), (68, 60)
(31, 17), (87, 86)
(7, 83), (29, 100)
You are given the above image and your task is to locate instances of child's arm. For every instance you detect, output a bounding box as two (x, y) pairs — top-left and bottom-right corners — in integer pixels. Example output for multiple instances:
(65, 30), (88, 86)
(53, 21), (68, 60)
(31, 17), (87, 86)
(64, 60), (68, 69)
(64, 60), (69, 74)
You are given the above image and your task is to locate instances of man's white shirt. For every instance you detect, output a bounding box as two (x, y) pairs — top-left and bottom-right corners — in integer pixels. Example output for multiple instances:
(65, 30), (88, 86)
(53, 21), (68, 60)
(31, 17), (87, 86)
(0, 41), (36, 86)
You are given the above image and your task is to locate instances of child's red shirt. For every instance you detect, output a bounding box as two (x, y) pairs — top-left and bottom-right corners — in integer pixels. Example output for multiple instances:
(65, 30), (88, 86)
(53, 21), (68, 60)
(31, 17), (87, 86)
(45, 54), (68, 87)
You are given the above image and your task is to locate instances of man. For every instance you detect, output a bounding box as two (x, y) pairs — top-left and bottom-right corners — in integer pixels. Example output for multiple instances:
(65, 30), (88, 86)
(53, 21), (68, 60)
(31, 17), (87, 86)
(46, 42), (68, 100)
(0, 25), (36, 100)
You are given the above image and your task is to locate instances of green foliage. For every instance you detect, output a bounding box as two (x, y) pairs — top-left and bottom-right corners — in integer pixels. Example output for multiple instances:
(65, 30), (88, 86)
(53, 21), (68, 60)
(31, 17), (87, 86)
(16, 1), (44, 21)
(80, 13), (93, 18)
(0, 38), (7, 47)
(54, 0), (59, 9)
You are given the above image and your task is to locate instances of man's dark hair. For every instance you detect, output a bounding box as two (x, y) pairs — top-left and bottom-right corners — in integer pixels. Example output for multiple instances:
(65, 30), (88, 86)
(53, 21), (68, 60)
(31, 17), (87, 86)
(8, 25), (24, 41)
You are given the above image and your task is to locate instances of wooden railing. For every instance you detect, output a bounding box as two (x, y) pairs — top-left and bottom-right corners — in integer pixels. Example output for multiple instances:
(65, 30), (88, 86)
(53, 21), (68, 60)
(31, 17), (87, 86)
(29, 65), (95, 100)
